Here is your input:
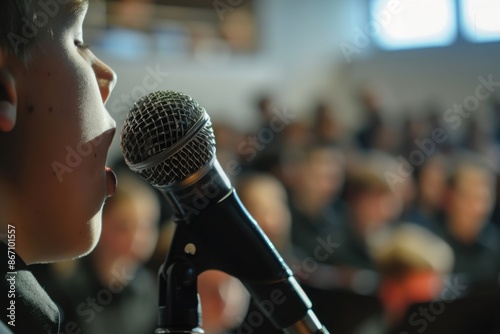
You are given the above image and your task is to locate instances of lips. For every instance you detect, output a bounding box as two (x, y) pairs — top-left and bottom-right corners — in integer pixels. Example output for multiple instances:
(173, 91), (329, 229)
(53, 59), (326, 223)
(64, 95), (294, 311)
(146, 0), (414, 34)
(105, 166), (117, 197)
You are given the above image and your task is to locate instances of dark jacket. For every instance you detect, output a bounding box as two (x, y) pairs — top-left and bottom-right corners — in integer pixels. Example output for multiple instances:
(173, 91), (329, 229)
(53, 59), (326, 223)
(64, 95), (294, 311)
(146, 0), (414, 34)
(0, 242), (60, 333)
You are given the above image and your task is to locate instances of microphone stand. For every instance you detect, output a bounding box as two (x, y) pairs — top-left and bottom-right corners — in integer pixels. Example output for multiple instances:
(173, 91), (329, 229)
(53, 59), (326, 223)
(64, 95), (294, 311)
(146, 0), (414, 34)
(154, 241), (203, 334)
(155, 191), (330, 334)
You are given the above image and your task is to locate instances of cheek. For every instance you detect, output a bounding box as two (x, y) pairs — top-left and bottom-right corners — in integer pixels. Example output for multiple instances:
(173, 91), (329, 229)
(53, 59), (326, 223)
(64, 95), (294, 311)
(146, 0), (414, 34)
(40, 41), (113, 140)
(14, 49), (109, 237)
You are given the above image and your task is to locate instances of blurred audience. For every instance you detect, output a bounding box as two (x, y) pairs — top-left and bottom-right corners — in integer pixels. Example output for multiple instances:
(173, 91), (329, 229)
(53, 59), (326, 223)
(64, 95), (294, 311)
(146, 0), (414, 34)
(311, 101), (344, 145)
(56, 172), (160, 334)
(236, 172), (292, 256)
(434, 153), (500, 285)
(333, 155), (402, 271)
(198, 270), (250, 334)
(286, 144), (345, 264)
(403, 153), (447, 230)
(355, 89), (398, 153)
(213, 121), (244, 181)
(354, 223), (454, 334)
(35, 70), (500, 333)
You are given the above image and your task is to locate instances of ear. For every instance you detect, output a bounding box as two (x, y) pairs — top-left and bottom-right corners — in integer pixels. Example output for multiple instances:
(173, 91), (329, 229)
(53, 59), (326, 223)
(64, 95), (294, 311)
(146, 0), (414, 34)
(0, 49), (17, 132)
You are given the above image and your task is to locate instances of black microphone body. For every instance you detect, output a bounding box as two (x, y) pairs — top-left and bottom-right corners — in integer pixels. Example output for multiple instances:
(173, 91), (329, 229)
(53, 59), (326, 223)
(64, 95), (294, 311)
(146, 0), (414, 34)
(121, 91), (329, 334)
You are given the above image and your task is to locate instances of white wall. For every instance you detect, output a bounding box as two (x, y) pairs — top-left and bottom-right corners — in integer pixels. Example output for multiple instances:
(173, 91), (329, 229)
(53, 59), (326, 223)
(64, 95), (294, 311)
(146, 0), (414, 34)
(99, 0), (366, 159)
(343, 42), (500, 113)
(99, 0), (500, 160)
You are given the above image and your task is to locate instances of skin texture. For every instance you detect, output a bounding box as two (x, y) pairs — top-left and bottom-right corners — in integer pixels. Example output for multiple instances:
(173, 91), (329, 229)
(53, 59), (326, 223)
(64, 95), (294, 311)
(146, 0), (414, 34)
(0, 1), (117, 264)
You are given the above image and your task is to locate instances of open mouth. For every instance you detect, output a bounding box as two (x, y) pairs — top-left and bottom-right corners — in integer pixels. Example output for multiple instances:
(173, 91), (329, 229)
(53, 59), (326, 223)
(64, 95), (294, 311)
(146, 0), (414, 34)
(105, 166), (117, 197)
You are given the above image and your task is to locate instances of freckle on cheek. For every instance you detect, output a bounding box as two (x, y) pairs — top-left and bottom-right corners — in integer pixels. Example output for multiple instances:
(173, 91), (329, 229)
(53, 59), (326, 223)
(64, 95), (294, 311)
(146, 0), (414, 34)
(47, 72), (51, 77)
(49, 107), (53, 112)
(94, 153), (97, 158)
(28, 105), (34, 113)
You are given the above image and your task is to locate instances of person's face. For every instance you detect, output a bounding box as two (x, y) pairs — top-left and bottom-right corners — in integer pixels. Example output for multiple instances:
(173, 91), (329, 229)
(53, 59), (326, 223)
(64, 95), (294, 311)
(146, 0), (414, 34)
(447, 169), (494, 227)
(302, 149), (343, 203)
(240, 178), (291, 251)
(353, 191), (400, 232)
(0, 1), (117, 263)
(101, 198), (158, 263)
(419, 160), (446, 209)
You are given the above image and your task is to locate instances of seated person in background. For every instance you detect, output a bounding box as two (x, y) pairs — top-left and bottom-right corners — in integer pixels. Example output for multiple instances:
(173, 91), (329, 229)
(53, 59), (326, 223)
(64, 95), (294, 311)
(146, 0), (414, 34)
(56, 173), (160, 334)
(333, 158), (403, 271)
(236, 172), (292, 256)
(404, 153), (447, 231)
(436, 152), (500, 286)
(311, 101), (344, 146)
(354, 223), (454, 334)
(234, 171), (384, 334)
(287, 144), (345, 264)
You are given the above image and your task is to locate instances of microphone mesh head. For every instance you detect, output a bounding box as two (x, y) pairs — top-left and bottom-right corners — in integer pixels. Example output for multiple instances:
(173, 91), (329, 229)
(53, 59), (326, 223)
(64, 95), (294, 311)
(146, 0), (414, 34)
(120, 91), (216, 187)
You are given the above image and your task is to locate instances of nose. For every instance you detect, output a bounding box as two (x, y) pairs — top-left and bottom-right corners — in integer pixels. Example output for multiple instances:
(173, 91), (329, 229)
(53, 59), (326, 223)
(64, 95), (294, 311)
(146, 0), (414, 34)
(92, 57), (117, 104)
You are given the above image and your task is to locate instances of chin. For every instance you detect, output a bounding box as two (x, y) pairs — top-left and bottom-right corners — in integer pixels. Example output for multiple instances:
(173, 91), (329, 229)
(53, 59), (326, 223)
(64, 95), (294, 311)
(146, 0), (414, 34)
(82, 215), (103, 255)
(25, 212), (103, 264)
(63, 214), (103, 261)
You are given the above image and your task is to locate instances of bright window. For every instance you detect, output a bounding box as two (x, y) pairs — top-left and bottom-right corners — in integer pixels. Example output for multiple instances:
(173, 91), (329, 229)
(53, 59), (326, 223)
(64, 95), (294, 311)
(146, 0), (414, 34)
(461, 0), (500, 42)
(371, 0), (457, 50)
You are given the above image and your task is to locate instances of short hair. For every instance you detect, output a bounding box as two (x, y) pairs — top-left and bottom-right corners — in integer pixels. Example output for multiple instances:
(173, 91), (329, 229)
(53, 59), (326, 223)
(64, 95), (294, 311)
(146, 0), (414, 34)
(373, 223), (454, 276)
(0, 0), (38, 59)
(0, 0), (87, 61)
(446, 151), (496, 189)
(286, 142), (344, 165)
(344, 150), (398, 197)
(345, 167), (391, 197)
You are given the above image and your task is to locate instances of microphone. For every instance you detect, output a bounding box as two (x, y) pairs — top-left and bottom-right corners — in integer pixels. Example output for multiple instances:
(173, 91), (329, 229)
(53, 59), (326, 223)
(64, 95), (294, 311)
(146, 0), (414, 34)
(121, 91), (329, 334)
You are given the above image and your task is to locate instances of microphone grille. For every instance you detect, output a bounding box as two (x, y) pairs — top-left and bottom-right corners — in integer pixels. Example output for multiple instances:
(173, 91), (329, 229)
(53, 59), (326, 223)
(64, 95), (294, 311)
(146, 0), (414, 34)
(120, 91), (216, 187)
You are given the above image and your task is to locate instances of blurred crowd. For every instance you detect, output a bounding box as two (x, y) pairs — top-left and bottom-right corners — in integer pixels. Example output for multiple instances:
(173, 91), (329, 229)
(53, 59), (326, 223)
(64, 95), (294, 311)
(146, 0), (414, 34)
(211, 90), (500, 333)
(33, 89), (500, 334)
